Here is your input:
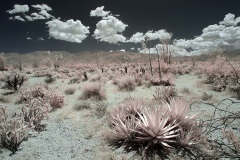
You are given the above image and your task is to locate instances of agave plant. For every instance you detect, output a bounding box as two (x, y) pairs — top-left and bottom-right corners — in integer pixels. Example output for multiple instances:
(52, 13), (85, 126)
(178, 123), (203, 146)
(109, 114), (136, 143)
(134, 106), (180, 148)
(165, 98), (199, 127)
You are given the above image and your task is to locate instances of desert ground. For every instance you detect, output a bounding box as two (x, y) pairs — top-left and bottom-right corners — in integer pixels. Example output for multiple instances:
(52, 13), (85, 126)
(0, 51), (240, 160)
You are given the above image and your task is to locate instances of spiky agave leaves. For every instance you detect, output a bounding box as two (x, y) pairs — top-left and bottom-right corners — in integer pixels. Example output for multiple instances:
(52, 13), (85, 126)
(134, 106), (180, 148)
(165, 98), (199, 127)
(108, 98), (203, 156)
(108, 99), (144, 144)
(109, 114), (137, 144)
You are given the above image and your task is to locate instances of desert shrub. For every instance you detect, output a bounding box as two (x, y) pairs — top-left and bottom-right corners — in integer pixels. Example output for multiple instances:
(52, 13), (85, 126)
(18, 84), (47, 104)
(153, 86), (177, 103)
(90, 74), (101, 82)
(94, 101), (108, 118)
(45, 92), (64, 109)
(73, 101), (91, 111)
(4, 71), (27, 91)
(201, 92), (213, 101)
(69, 77), (80, 84)
(32, 60), (39, 68)
(21, 98), (51, 131)
(160, 73), (175, 86)
(44, 74), (56, 84)
(64, 87), (76, 95)
(117, 75), (136, 91)
(107, 98), (202, 158)
(181, 87), (190, 94)
(0, 95), (8, 103)
(0, 106), (32, 153)
(80, 82), (106, 100)
(0, 53), (6, 71)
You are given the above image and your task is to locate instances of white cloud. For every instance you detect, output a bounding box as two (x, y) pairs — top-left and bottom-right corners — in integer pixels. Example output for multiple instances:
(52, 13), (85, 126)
(7, 4), (29, 14)
(31, 12), (46, 20)
(46, 19), (90, 43)
(127, 30), (172, 43)
(127, 32), (144, 43)
(119, 49), (125, 52)
(26, 37), (32, 40)
(145, 30), (172, 41)
(31, 4), (52, 11)
(220, 13), (240, 26)
(38, 37), (44, 41)
(174, 13), (240, 56)
(39, 10), (53, 19)
(10, 15), (25, 21)
(7, 4), (54, 22)
(93, 15), (128, 44)
(90, 6), (110, 17)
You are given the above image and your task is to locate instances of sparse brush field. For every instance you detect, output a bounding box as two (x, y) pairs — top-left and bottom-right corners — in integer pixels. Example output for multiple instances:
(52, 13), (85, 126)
(0, 51), (240, 159)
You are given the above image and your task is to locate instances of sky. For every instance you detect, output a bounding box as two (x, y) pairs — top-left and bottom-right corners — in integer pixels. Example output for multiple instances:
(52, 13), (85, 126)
(0, 0), (240, 55)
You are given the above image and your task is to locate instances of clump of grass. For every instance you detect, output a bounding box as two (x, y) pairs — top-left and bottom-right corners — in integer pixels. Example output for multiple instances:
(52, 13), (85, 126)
(64, 87), (76, 95)
(0, 95), (9, 103)
(44, 75), (55, 84)
(117, 75), (136, 91)
(202, 92), (213, 101)
(94, 101), (108, 118)
(181, 87), (190, 94)
(73, 101), (91, 111)
(69, 77), (80, 84)
(80, 82), (106, 100)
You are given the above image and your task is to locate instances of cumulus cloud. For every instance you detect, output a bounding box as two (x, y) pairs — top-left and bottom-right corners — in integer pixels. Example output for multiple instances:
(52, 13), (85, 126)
(174, 13), (240, 56)
(9, 15), (25, 21)
(127, 32), (144, 43)
(220, 13), (240, 26)
(145, 30), (172, 40)
(127, 30), (172, 43)
(90, 6), (110, 17)
(7, 4), (29, 14)
(7, 4), (54, 21)
(31, 4), (52, 11)
(26, 37), (32, 40)
(93, 11), (128, 44)
(46, 19), (90, 43)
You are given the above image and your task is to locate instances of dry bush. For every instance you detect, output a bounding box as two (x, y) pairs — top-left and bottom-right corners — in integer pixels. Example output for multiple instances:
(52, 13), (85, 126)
(201, 92), (213, 101)
(181, 87), (190, 94)
(64, 87), (76, 95)
(45, 92), (64, 109)
(153, 86), (177, 103)
(4, 71), (27, 91)
(89, 74), (101, 82)
(94, 101), (108, 118)
(0, 105), (32, 153)
(69, 77), (81, 84)
(80, 82), (106, 100)
(117, 75), (136, 91)
(73, 101), (91, 111)
(18, 84), (47, 104)
(21, 98), (51, 132)
(0, 53), (6, 71)
(44, 74), (56, 84)
(190, 99), (240, 159)
(0, 95), (9, 103)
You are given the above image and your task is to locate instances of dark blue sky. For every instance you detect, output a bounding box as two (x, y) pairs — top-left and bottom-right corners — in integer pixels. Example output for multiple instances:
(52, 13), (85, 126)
(1, 0), (240, 53)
